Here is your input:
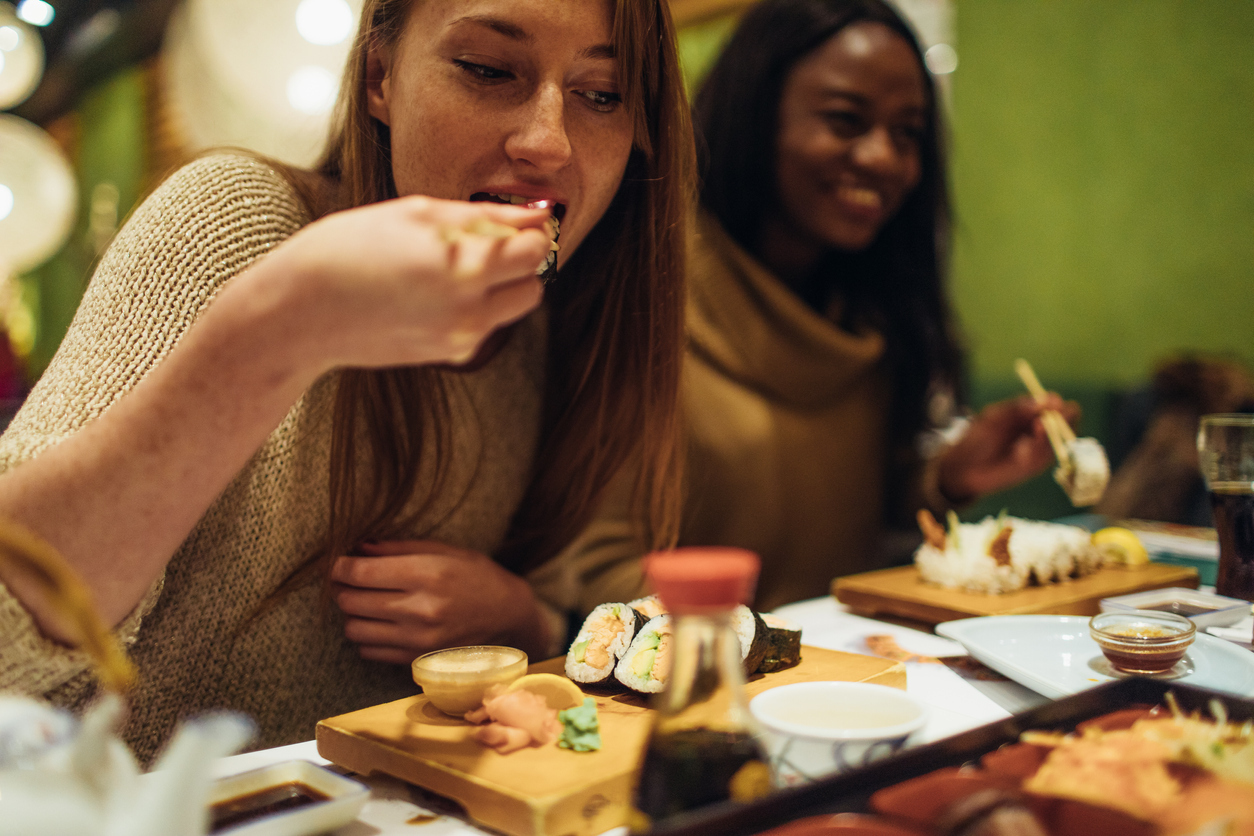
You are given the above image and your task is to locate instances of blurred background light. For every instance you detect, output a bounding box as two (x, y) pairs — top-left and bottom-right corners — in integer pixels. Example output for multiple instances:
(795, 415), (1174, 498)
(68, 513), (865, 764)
(164, 0), (362, 167)
(0, 4), (43, 109)
(925, 43), (959, 75)
(295, 0), (353, 47)
(287, 64), (336, 114)
(0, 114), (77, 275)
(14, 0), (52, 28)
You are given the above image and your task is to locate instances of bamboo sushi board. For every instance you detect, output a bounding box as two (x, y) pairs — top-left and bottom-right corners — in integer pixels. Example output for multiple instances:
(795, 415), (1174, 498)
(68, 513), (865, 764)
(832, 562), (1199, 625)
(316, 646), (904, 836)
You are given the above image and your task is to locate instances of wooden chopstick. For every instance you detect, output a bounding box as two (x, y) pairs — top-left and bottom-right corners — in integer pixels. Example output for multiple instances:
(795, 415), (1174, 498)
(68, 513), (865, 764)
(0, 518), (136, 693)
(1013, 358), (1074, 464)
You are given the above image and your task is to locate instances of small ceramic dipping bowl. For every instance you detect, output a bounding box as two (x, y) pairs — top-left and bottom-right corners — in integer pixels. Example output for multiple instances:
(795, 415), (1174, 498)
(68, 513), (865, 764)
(1089, 610), (1196, 674)
(411, 646), (528, 717)
(750, 682), (927, 788)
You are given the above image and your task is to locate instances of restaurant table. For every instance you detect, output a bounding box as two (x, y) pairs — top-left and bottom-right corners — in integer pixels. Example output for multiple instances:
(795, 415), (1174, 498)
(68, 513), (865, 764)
(211, 595), (1061, 836)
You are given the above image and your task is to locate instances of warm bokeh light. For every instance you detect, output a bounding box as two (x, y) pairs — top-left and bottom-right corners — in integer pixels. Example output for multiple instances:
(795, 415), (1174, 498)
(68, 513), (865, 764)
(924, 43), (959, 75)
(14, 0), (53, 28)
(286, 64), (336, 114)
(0, 5), (42, 108)
(295, 0), (353, 46)
(164, 0), (363, 166)
(0, 114), (77, 274)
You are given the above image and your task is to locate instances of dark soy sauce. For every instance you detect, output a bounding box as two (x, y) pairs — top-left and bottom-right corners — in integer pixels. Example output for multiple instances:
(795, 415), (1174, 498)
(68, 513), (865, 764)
(1213, 487), (1254, 602)
(210, 781), (330, 832)
(634, 729), (766, 820)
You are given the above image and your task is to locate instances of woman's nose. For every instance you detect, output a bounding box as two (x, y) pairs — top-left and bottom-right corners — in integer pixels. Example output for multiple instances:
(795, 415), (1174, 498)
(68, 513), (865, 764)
(505, 83), (572, 172)
(849, 125), (901, 174)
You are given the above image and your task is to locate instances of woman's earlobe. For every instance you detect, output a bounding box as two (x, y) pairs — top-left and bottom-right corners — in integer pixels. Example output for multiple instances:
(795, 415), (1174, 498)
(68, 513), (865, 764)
(365, 47), (392, 125)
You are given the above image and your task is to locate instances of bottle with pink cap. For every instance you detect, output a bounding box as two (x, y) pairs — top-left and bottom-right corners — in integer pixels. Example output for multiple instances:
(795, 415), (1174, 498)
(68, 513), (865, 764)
(631, 547), (772, 826)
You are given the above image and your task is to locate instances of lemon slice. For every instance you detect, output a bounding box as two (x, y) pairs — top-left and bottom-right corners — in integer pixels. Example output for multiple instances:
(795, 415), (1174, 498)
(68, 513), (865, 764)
(1092, 527), (1149, 569)
(506, 673), (585, 711)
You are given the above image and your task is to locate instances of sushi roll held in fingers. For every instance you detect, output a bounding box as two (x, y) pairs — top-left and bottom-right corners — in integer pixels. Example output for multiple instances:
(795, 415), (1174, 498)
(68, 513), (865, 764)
(565, 603), (645, 686)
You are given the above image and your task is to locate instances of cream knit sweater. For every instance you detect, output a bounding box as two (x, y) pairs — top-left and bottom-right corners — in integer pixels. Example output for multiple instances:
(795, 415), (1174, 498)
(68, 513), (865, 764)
(0, 154), (551, 764)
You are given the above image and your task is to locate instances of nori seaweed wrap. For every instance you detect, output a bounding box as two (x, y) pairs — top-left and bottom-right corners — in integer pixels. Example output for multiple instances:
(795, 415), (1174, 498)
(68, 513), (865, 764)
(565, 602), (645, 686)
(731, 605), (770, 675)
(756, 613), (803, 672)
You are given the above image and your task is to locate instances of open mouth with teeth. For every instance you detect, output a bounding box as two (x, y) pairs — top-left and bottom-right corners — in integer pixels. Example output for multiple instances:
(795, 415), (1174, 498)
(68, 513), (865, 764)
(470, 193), (565, 285)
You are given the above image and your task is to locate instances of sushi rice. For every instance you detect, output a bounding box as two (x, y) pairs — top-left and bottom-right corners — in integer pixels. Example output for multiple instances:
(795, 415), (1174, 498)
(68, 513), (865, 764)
(565, 602), (645, 686)
(916, 514), (1104, 594)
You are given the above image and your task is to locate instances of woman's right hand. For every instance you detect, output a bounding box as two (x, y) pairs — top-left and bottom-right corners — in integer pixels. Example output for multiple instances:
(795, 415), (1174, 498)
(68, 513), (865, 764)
(252, 196), (553, 373)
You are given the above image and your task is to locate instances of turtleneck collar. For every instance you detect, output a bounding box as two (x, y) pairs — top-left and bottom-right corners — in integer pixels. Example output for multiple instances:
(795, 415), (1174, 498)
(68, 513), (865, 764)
(686, 210), (887, 409)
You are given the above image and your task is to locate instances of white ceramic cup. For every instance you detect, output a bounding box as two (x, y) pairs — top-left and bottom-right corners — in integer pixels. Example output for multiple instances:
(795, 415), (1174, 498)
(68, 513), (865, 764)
(749, 681), (927, 788)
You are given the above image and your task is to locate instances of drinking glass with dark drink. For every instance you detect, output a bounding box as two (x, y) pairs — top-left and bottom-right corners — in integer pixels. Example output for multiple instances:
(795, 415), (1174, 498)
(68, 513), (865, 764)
(1198, 414), (1254, 602)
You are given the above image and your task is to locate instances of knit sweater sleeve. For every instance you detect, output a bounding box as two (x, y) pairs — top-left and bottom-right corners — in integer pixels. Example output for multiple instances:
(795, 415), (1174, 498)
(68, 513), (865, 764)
(0, 153), (311, 696)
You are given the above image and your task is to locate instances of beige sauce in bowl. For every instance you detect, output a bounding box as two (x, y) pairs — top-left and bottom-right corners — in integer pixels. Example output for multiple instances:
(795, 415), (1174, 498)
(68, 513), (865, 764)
(411, 646), (528, 717)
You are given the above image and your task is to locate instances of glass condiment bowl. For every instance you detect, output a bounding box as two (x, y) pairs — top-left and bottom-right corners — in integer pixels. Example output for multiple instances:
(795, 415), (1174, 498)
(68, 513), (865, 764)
(411, 646), (528, 717)
(1089, 610), (1196, 674)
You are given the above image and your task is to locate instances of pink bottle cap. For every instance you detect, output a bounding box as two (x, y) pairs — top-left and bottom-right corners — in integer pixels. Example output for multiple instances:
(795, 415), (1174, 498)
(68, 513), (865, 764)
(642, 547), (760, 614)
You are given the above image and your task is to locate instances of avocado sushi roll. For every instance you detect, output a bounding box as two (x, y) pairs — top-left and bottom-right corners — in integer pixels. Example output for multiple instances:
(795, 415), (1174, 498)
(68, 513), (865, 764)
(614, 614), (672, 694)
(756, 613), (803, 672)
(565, 603), (645, 686)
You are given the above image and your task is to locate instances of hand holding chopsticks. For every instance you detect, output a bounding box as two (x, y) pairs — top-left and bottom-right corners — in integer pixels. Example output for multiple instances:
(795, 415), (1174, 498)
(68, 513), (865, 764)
(1013, 359), (1110, 507)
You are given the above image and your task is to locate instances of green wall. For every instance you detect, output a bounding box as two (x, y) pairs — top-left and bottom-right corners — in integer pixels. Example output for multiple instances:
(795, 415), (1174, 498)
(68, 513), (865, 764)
(949, 0), (1254, 389)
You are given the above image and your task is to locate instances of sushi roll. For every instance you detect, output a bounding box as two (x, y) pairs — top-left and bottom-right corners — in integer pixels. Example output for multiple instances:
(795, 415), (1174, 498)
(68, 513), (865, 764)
(730, 606), (770, 675)
(756, 614), (803, 673)
(628, 594), (667, 620)
(565, 603), (645, 686)
(614, 615), (672, 694)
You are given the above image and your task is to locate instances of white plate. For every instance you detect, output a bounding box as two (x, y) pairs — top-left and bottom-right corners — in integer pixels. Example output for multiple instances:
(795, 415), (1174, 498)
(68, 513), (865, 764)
(936, 615), (1254, 699)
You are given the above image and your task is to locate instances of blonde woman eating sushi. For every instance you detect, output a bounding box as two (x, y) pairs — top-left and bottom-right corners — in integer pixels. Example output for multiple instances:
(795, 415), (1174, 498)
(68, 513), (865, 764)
(547, 0), (1077, 617)
(0, 0), (693, 762)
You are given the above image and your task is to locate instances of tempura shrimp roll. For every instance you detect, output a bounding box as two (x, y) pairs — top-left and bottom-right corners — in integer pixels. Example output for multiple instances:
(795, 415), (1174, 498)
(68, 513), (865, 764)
(565, 603), (644, 686)
(614, 614), (672, 694)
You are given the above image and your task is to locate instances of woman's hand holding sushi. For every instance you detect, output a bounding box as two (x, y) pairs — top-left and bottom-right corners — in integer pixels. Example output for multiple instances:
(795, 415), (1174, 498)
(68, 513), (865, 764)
(936, 394), (1081, 504)
(263, 196), (553, 371)
(330, 540), (553, 664)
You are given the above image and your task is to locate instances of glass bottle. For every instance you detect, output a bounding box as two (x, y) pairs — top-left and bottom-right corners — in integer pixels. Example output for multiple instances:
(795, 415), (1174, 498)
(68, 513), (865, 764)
(632, 547), (772, 825)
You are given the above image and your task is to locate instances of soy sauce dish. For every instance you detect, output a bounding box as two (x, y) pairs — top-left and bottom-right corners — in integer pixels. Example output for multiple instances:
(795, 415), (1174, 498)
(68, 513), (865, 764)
(750, 682), (927, 788)
(1089, 610), (1196, 675)
(209, 760), (368, 835)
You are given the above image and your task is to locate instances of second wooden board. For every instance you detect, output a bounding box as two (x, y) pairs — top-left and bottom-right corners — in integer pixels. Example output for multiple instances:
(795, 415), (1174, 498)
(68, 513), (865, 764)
(832, 562), (1199, 625)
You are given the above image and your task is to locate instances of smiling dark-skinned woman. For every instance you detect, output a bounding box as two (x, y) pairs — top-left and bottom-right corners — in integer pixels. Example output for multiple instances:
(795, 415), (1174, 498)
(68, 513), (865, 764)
(544, 0), (1077, 618)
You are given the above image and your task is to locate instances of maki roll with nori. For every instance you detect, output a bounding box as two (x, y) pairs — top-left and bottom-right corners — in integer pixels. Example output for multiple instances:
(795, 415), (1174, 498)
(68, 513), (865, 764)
(614, 614), (672, 694)
(730, 605), (770, 675)
(565, 603), (645, 686)
(756, 613), (803, 672)
(628, 594), (667, 620)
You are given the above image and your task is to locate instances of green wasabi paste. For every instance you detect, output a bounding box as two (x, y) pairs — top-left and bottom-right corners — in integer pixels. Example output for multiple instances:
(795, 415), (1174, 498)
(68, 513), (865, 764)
(558, 697), (602, 752)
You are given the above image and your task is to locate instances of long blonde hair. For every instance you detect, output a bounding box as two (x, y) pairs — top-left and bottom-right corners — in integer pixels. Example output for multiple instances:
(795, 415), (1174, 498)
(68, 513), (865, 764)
(281, 0), (693, 587)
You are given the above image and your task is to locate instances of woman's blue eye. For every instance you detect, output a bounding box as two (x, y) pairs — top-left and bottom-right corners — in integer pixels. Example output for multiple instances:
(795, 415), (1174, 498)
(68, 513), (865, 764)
(454, 60), (512, 82)
(579, 90), (622, 111)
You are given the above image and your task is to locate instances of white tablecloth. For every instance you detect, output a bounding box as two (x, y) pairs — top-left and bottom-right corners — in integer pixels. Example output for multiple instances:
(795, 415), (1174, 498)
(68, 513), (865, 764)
(212, 597), (1045, 835)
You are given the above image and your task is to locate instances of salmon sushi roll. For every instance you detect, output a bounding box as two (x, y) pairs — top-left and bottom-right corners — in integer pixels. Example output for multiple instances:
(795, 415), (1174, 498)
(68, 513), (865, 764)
(614, 614), (672, 694)
(565, 603), (645, 686)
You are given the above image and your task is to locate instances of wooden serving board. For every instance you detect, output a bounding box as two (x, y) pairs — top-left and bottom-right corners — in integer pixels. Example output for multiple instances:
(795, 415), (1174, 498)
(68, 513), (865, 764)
(315, 646), (903, 836)
(832, 562), (1199, 625)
